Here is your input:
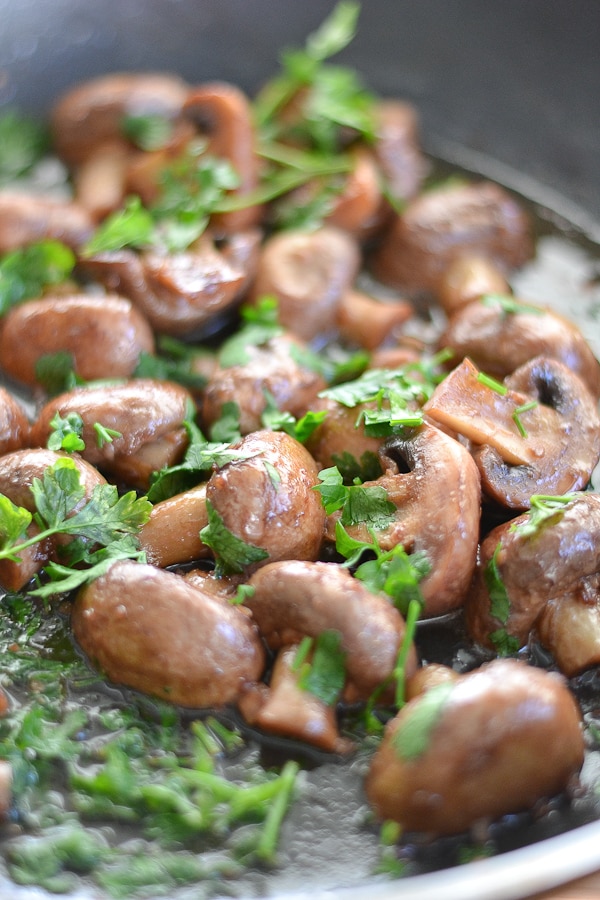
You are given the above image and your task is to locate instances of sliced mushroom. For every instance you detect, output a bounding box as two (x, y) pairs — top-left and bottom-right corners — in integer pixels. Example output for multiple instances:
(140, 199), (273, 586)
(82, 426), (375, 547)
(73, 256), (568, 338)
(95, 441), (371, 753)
(0, 448), (107, 591)
(29, 379), (192, 490)
(326, 423), (481, 618)
(465, 492), (600, 652)
(72, 560), (265, 708)
(201, 330), (326, 435)
(366, 658), (584, 835)
(425, 356), (600, 509)
(245, 559), (417, 701)
(248, 226), (361, 342)
(0, 293), (155, 388)
(439, 295), (600, 399)
(371, 180), (533, 299)
(0, 191), (94, 253)
(205, 429), (326, 569)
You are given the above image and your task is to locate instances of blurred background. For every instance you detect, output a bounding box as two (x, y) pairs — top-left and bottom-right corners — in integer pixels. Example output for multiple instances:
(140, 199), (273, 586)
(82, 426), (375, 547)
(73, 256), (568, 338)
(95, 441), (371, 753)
(1, 0), (599, 221)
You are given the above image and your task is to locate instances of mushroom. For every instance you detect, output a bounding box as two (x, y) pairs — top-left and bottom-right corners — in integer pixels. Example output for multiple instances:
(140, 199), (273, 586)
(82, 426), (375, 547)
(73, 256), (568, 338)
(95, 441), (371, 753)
(424, 356), (600, 510)
(335, 288), (414, 352)
(439, 294), (600, 399)
(248, 226), (361, 343)
(0, 448), (107, 591)
(371, 99), (427, 209)
(325, 422), (481, 618)
(435, 254), (510, 316)
(365, 658), (584, 836)
(305, 395), (386, 481)
(0, 191), (94, 253)
(370, 180), (534, 299)
(244, 559), (417, 701)
(536, 574), (600, 677)
(138, 484), (210, 568)
(0, 387), (30, 455)
(204, 429), (326, 570)
(182, 82), (262, 233)
(0, 761), (12, 822)
(79, 230), (256, 338)
(29, 379), (192, 490)
(72, 560), (265, 708)
(0, 293), (155, 388)
(465, 492), (600, 653)
(201, 330), (326, 436)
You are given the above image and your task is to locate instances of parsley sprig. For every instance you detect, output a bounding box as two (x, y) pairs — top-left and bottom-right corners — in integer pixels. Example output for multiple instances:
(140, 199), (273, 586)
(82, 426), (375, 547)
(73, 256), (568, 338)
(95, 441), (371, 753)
(0, 457), (151, 598)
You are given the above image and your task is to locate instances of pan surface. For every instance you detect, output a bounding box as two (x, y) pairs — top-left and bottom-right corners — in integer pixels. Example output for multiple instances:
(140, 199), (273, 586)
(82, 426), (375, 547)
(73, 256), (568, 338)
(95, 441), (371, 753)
(0, 3), (600, 899)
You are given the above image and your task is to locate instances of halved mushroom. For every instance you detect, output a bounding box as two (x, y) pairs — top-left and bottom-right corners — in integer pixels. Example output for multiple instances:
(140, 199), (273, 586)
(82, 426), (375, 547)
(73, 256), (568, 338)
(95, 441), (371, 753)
(371, 180), (534, 299)
(72, 560), (265, 708)
(182, 82), (262, 233)
(248, 226), (361, 342)
(465, 492), (600, 653)
(439, 295), (600, 399)
(366, 658), (584, 836)
(0, 293), (155, 388)
(29, 379), (192, 490)
(0, 191), (94, 253)
(0, 448), (107, 591)
(244, 559), (417, 701)
(325, 422), (481, 618)
(425, 356), (600, 509)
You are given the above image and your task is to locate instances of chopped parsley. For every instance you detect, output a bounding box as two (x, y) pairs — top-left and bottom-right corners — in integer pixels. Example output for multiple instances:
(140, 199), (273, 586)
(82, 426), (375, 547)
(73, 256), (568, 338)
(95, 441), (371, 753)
(0, 240), (76, 314)
(314, 465), (396, 529)
(392, 681), (455, 761)
(199, 499), (269, 576)
(294, 630), (347, 706)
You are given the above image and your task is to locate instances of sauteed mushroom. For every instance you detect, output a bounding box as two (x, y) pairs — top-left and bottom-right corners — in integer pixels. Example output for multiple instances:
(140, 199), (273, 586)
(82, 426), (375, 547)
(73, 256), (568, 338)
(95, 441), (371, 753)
(0, 293), (155, 387)
(536, 575), (600, 677)
(245, 559), (417, 700)
(29, 379), (192, 490)
(371, 180), (534, 299)
(138, 484), (210, 568)
(326, 423), (481, 618)
(0, 387), (30, 454)
(366, 658), (584, 836)
(465, 492), (600, 652)
(0, 191), (94, 253)
(72, 559), (266, 708)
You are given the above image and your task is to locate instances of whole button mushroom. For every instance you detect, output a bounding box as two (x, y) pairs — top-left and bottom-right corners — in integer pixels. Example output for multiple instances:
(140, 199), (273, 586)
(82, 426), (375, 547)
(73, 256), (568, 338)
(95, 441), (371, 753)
(371, 180), (534, 299)
(248, 226), (361, 343)
(0, 387), (30, 454)
(72, 560), (266, 708)
(0, 191), (94, 254)
(29, 379), (193, 490)
(245, 559), (417, 701)
(536, 574), (600, 677)
(0, 448), (107, 591)
(465, 492), (600, 653)
(366, 658), (585, 836)
(0, 293), (155, 388)
(439, 295), (600, 400)
(138, 485), (210, 569)
(205, 430), (326, 570)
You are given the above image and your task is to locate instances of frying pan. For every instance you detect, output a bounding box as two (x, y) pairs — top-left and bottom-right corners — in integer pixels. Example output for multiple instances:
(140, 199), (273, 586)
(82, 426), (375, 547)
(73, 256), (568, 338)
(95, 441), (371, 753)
(1, 2), (600, 898)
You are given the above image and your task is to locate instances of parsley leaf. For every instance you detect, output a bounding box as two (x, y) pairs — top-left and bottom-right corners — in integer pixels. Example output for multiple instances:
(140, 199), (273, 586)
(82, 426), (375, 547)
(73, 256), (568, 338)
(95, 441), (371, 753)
(121, 113), (174, 151)
(313, 466), (396, 529)
(199, 500), (269, 576)
(82, 196), (155, 255)
(296, 630), (347, 706)
(0, 110), (48, 184)
(0, 240), (76, 314)
(512, 494), (573, 540)
(392, 681), (455, 761)
(484, 542), (520, 656)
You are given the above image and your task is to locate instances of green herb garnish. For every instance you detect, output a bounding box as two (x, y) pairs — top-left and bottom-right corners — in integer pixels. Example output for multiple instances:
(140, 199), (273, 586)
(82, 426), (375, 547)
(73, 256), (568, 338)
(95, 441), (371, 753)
(0, 240), (75, 314)
(199, 499), (269, 576)
(392, 681), (455, 761)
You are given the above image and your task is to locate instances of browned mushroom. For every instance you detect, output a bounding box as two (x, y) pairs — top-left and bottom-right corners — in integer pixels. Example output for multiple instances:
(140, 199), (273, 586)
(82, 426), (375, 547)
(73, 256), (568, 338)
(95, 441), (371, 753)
(182, 82), (262, 233)
(536, 574), (600, 677)
(335, 288), (414, 351)
(0, 191), (94, 253)
(365, 658), (584, 836)
(304, 395), (386, 480)
(247, 226), (361, 342)
(245, 559), (417, 701)
(439, 294), (600, 399)
(435, 254), (510, 316)
(465, 492), (600, 653)
(325, 423), (481, 618)
(0, 387), (30, 455)
(201, 330), (326, 436)
(72, 560), (265, 708)
(138, 484), (210, 568)
(0, 448), (107, 591)
(205, 429), (326, 569)
(0, 293), (155, 388)
(425, 356), (600, 509)
(370, 180), (534, 299)
(371, 99), (427, 209)
(50, 72), (190, 168)
(79, 231), (256, 338)
(0, 761), (11, 822)
(29, 379), (192, 490)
